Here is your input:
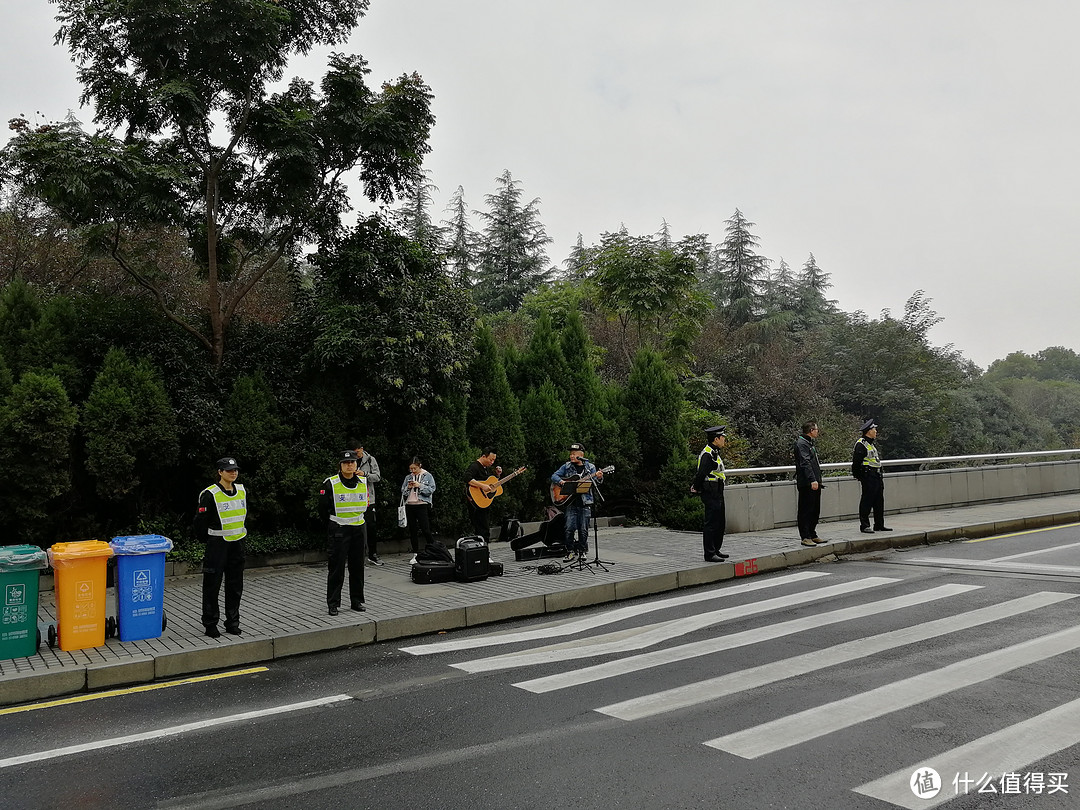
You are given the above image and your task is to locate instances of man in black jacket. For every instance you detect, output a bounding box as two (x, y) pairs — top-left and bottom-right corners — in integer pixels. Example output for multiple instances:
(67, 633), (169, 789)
(794, 421), (827, 547)
(851, 419), (892, 533)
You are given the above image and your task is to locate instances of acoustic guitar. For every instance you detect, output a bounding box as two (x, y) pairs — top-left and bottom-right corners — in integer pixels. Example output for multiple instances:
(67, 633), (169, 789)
(550, 465), (615, 505)
(467, 466), (527, 509)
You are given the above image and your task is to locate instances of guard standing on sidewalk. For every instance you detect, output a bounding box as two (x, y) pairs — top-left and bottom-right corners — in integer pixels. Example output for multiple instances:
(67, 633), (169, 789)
(794, 421), (827, 547)
(852, 419), (892, 533)
(351, 439), (383, 566)
(692, 426), (729, 562)
(194, 457), (248, 638)
(320, 450), (369, 615)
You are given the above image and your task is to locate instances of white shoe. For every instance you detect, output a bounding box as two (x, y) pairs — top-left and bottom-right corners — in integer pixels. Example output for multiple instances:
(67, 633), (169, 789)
(409, 554), (418, 565)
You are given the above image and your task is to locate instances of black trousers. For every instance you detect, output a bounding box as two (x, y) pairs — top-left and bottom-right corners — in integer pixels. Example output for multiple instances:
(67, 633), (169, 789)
(327, 523), (366, 609)
(797, 483), (822, 540)
(859, 473), (885, 529)
(365, 507), (377, 558)
(467, 501), (491, 542)
(701, 489), (726, 558)
(202, 536), (245, 630)
(406, 504), (433, 553)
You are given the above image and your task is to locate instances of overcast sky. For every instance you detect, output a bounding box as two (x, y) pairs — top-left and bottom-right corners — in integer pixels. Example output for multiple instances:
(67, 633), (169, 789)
(4, 1), (1079, 369)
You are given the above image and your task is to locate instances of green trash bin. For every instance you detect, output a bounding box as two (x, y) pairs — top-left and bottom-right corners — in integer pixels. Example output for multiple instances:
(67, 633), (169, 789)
(0, 545), (48, 660)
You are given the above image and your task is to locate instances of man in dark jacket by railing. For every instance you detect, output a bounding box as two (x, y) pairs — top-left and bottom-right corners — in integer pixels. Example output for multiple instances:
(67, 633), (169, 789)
(794, 421), (827, 547)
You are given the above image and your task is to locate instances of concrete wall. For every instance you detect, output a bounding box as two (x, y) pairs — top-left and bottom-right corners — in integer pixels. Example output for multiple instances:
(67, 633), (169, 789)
(725, 459), (1080, 533)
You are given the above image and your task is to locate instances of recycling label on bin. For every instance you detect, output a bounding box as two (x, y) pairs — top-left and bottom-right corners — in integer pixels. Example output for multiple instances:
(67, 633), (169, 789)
(3, 583), (28, 628)
(76, 580), (93, 601)
(132, 569), (153, 603)
(5, 584), (25, 606)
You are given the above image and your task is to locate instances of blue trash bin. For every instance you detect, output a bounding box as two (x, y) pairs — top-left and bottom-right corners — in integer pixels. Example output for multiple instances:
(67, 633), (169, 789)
(109, 535), (173, 642)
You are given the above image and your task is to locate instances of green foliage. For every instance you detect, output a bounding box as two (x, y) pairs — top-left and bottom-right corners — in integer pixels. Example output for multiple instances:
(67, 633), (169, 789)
(4, 0), (434, 366)
(519, 381), (572, 517)
(621, 348), (688, 481)
(82, 347), (179, 500)
(466, 322), (526, 463)
(0, 372), (79, 542)
(985, 346), (1080, 383)
(473, 170), (552, 313)
(712, 209), (770, 325)
(308, 216), (475, 411)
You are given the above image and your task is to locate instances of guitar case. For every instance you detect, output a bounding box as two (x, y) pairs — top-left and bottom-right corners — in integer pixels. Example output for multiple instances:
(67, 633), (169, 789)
(411, 560), (456, 584)
(511, 511), (567, 551)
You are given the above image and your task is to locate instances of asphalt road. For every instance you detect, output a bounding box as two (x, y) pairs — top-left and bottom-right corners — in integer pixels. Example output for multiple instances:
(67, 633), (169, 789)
(3, 524), (1080, 810)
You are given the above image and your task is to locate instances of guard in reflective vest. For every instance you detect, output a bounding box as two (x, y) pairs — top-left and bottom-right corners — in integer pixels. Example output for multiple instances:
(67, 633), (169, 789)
(319, 450), (369, 615)
(691, 426), (729, 562)
(194, 457), (248, 638)
(851, 419), (892, 533)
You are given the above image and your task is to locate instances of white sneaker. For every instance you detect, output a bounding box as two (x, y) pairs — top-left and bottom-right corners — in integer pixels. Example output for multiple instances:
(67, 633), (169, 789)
(409, 554), (418, 565)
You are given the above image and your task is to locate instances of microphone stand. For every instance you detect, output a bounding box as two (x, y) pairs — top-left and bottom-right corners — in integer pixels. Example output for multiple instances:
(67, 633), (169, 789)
(587, 476), (613, 572)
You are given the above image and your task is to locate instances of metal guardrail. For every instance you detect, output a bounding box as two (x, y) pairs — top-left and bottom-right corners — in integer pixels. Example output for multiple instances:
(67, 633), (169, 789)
(726, 449), (1080, 478)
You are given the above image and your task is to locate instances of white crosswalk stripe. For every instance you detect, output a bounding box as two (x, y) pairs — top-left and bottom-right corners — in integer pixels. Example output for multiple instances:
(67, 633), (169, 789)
(854, 696), (1080, 808)
(594, 591), (1077, 719)
(705, 623), (1080, 759)
(398, 570), (829, 655)
(514, 583), (981, 694)
(451, 576), (899, 673)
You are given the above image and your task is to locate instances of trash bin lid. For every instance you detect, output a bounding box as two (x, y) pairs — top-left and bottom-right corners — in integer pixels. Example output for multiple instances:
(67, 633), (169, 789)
(47, 540), (115, 563)
(0, 544), (49, 572)
(109, 534), (174, 555)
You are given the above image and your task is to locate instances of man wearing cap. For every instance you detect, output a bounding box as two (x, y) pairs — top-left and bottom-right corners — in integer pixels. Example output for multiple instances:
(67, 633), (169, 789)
(194, 457), (248, 638)
(852, 420), (892, 533)
(350, 439), (383, 566)
(692, 427), (729, 562)
(319, 451), (369, 615)
(795, 421), (827, 547)
(551, 444), (604, 559)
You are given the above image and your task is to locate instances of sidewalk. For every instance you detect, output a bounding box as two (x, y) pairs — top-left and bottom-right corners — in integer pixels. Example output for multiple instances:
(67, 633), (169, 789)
(3, 493), (1079, 707)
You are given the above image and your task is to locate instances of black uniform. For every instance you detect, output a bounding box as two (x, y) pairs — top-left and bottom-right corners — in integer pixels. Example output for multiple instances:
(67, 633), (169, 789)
(692, 445), (726, 560)
(852, 438), (885, 531)
(194, 485), (245, 635)
(319, 476), (367, 611)
(794, 433), (823, 541)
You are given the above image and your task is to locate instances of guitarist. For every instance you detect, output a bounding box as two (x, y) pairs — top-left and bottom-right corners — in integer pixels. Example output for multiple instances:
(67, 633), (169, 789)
(550, 443), (605, 559)
(464, 447), (501, 542)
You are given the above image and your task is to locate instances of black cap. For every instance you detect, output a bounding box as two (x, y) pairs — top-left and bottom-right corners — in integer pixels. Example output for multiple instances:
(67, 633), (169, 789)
(861, 419), (877, 434)
(569, 443), (585, 452)
(340, 450), (359, 463)
(217, 457), (239, 471)
(705, 425), (726, 436)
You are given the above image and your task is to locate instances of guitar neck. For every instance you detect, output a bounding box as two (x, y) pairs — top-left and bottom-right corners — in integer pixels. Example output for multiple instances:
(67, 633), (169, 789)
(494, 468), (525, 486)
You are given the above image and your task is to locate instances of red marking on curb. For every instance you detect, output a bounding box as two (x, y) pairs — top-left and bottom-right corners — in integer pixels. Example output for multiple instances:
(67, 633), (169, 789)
(734, 559), (758, 577)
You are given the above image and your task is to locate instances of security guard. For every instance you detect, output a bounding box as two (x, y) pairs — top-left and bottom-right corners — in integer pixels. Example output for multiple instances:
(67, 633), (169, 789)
(319, 450), (369, 615)
(692, 426), (729, 562)
(851, 419), (892, 533)
(194, 457), (247, 638)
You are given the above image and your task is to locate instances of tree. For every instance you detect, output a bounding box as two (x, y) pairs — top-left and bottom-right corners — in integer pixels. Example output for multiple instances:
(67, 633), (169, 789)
(0, 372), (78, 542)
(465, 323), (526, 470)
(473, 170), (552, 312)
(389, 169), (444, 253)
(82, 347), (179, 501)
(586, 228), (710, 370)
(712, 209), (769, 325)
(621, 348), (687, 481)
(441, 185), (477, 287)
(519, 381), (572, 514)
(307, 216), (476, 412)
(2, 0), (434, 369)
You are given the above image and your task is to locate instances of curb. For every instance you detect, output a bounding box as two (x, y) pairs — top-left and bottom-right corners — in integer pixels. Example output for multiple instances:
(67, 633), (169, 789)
(2, 509), (1077, 707)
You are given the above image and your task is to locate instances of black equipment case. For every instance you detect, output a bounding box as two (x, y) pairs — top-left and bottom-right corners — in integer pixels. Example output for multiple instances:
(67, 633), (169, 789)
(411, 560), (456, 584)
(455, 536), (490, 582)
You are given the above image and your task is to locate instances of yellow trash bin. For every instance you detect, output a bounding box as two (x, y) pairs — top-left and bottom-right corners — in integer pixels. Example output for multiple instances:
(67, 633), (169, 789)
(47, 541), (114, 651)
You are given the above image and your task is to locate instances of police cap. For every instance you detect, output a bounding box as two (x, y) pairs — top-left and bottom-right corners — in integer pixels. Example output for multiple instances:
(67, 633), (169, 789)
(340, 450), (359, 463)
(216, 457), (239, 471)
(860, 419), (878, 434)
(705, 425), (726, 437)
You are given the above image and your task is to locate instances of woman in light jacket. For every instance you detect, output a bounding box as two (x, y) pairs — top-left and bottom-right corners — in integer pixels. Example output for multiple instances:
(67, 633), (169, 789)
(401, 456), (436, 555)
